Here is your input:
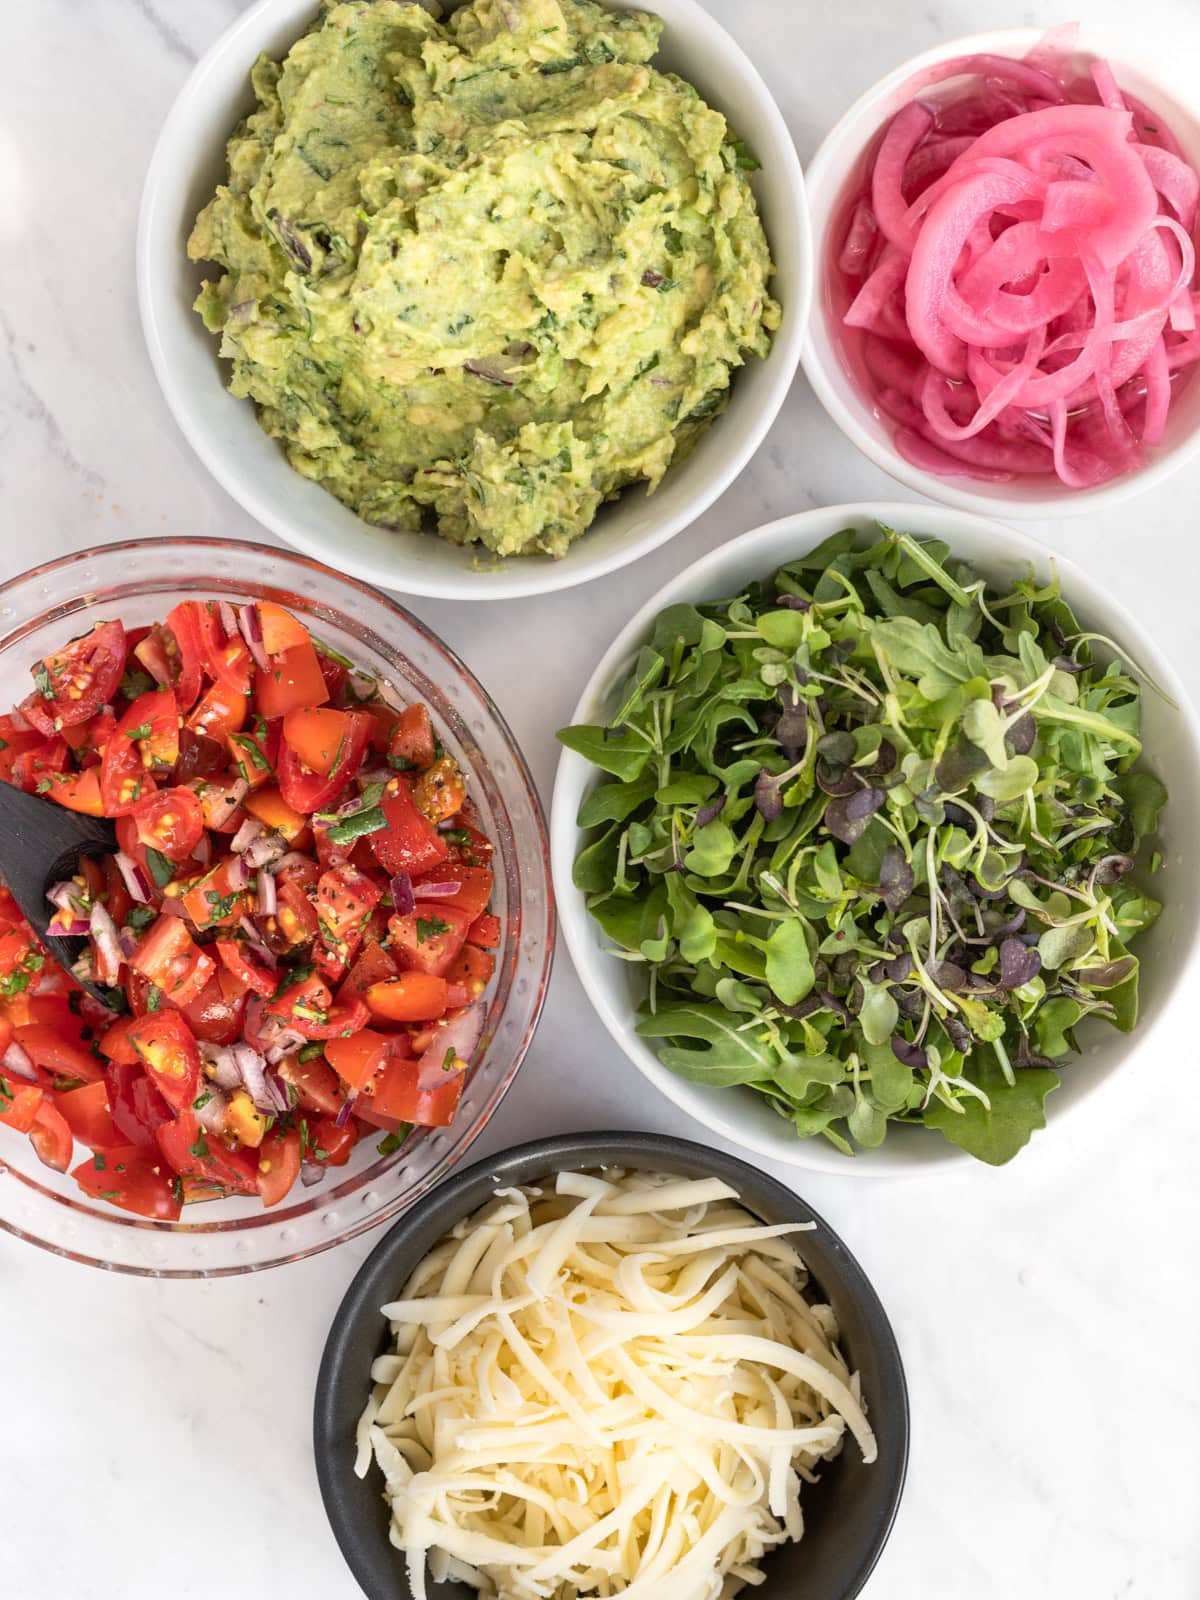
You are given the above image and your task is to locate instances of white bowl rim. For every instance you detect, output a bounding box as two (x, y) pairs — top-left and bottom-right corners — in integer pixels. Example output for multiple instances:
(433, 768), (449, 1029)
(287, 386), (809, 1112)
(800, 26), (1200, 521)
(551, 499), (1200, 1177)
(136, 0), (813, 602)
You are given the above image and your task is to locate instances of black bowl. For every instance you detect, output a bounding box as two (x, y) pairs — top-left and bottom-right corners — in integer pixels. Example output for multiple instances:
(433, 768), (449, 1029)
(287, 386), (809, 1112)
(314, 1132), (909, 1600)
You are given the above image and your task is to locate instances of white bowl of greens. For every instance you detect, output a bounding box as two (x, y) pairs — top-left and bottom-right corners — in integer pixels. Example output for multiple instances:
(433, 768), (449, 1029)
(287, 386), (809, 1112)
(551, 504), (1200, 1175)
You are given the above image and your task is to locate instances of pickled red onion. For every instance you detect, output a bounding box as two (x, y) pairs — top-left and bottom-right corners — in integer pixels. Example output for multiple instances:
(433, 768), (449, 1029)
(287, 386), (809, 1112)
(831, 35), (1200, 487)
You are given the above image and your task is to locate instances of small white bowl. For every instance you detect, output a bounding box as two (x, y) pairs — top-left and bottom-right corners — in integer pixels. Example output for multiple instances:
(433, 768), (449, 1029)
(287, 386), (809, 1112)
(137, 0), (810, 602)
(801, 29), (1200, 520)
(552, 501), (1200, 1176)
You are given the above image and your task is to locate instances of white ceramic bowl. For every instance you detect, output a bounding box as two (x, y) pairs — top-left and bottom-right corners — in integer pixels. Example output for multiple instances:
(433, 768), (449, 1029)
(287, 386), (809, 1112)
(801, 28), (1200, 520)
(552, 501), (1200, 1176)
(137, 0), (810, 602)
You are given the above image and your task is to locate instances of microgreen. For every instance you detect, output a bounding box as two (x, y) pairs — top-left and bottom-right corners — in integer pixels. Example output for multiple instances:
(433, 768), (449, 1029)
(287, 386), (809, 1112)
(559, 525), (1168, 1166)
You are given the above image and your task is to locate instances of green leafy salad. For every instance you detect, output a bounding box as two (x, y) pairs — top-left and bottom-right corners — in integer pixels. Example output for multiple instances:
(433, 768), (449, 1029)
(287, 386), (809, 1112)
(559, 525), (1168, 1165)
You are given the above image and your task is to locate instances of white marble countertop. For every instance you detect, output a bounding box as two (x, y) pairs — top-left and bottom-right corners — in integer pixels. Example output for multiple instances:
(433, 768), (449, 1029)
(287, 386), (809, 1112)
(4, 1), (1200, 1596)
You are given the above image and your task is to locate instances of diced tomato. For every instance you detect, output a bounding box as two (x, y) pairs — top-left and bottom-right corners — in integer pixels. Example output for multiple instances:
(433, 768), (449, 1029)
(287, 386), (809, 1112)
(34, 619), (126, 728)
(0, 1075), (44, 1133)
(360, 700), (400, 753)
(178, 973), (247, 1046)
(365, 973), (448, 1024)
(444, 943), (495, 1009)
(324, 1027), (390, 1093)
(256, 639), (329, 721)
(315, 648), (349, 704)
(180, 857), (247, 930)
(73, 1144), (181, 1220)
(388, 704), (436, 770)
(133, 626), (174, 694)
(276, 1050), (345, 1115)
(371, 778), (449, 878)
(132, 785), (205, 863)
(194, 603), (252, 696)
(16, 1023), (104, 1085)
(282, 707), (352, 777)
(187, 681), (248, 741)
(0, 925), (34, 977)
(468, 912), (501, 950)
(227, 717), (278, 791)
(127, 1010), (201, 1112)
(271, 876), (320, 952)
(257, 1124), (301, 1207)
(257, 603), (311, 656)
(361, 1046), (465, 1128)
(99, 1017), (138, 1066)
(317, 864), (382, 945)
(174, 726), (229, 784)
(0, 719), (45, 781)
(278, 710), (372, 814)
(268, 967), (369, 1039)
(243, 785), (308, 841)
(100, 689), (178, 815)
(389, 903), (473, 979)
(164, 603), (206, 711)
(12, 736), (71, 794)
(305, 1115), (355, 1167)
(129, 918), (216, 1007)
(55, 1080), (119, 1150)
(156, 1111), (257, 1194)
(17, 692), (58, 739)
(191, 774), (248, 834)
(339, 941), (398, 1004)
(215, 938), (277, 999)
(30, 1101), (74, 1171)
(412, 757), (466, 823)
(105, 1061), (173, 1148)
(415, 865), (494, 920)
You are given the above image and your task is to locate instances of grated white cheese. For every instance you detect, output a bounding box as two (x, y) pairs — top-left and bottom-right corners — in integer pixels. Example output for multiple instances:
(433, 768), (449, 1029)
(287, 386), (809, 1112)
(355, 1169), (877, 1600)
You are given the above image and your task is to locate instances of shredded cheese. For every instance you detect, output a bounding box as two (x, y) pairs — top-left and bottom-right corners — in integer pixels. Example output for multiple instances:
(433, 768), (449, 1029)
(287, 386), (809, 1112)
(356, 1170), (877, 1600)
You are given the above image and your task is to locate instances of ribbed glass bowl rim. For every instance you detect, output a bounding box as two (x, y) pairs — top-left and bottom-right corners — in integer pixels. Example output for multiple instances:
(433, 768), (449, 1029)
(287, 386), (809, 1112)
(0, 536), (554, 1275)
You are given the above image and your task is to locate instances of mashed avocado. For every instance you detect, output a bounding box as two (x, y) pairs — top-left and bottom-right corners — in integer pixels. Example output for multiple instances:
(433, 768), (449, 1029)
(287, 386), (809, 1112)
(189, 0), (779, 558)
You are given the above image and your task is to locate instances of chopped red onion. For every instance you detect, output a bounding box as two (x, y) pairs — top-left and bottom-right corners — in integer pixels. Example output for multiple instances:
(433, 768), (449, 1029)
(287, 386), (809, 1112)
(224, 855), (251, 892)
(231, 1043), (279, 1114)
(194, 1089), (229, 1134)
(49, 915), (91, 938)
(416, 1005), (483, 1092)
(349, 671), (377, 702)
(412, 880), (462, 899)
(89, 902), (123, 986)
(238, 914), (278, 970)
(263, 1070), (290, 1115)
(2, 1040), (35, 1081)
(390, 874), (415, 916)
(118, 929), (138, 960)
(356, 767), (393, 791)
(231, 817), (266, 854)
(46, 880), (85, 916)
(256, 869), (277, 917)
(245, 831), (288, 869)
(334, 1091), (357, 1129)
(193, 832), (212, 867)
(217, 600), (238, 639)
(236, 604), (271, 675)
(300, 1162), (324, 1188)
(114, 850), (151, 905)
(199, 1042), (243, 1090)
(264, 1030), (307, 1065)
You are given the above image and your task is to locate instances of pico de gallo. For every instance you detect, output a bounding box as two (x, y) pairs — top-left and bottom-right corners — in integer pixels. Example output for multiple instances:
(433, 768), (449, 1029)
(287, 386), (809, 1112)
(0, 599), (501, 1219)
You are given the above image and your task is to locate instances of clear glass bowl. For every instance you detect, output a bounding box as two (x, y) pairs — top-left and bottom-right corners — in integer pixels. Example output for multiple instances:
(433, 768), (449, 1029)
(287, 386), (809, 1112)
(0, 538), (553, 1275)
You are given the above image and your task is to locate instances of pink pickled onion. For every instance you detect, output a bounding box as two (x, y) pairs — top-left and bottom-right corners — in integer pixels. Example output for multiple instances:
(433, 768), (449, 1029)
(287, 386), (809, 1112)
(830, 34), (1200, 488)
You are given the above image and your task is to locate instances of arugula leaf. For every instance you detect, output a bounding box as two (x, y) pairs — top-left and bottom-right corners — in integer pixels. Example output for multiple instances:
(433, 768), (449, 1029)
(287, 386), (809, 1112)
(557, 724), (650, 781)
(924, 1059), (1060, 1165)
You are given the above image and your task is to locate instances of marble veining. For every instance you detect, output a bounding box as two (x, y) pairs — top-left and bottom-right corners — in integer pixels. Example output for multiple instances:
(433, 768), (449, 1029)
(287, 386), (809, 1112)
(3, 1), (1200, 1596)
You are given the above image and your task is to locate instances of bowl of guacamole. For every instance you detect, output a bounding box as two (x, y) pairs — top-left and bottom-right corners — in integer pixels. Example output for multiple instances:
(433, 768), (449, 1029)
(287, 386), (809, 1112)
(139, 0), (811, 599)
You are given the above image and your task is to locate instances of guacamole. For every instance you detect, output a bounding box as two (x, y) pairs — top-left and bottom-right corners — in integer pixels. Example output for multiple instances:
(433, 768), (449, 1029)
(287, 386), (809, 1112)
(189, 0), (779, 559)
